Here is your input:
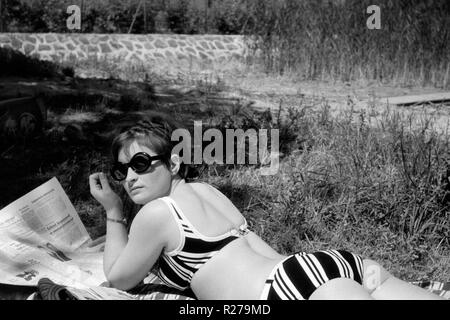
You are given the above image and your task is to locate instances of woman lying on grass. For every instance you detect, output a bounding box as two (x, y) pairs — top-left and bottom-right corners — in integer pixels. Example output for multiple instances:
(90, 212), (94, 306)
(89, 114), (443, 300)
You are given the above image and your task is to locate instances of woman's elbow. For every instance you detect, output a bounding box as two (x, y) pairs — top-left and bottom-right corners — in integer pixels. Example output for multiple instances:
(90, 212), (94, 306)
(106, 271), (139, 291)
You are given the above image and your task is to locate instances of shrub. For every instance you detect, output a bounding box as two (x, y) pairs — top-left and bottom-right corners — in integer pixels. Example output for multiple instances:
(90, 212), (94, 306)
(0, 46), (69, 78)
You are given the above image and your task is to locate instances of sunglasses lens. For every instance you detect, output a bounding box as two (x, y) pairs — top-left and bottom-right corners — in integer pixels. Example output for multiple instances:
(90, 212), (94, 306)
(130, 153), (151, 173)
(111, 164), (127, 181)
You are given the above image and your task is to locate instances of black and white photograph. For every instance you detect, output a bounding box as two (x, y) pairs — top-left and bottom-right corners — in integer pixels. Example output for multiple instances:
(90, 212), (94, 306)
(0, 0), (449, 311)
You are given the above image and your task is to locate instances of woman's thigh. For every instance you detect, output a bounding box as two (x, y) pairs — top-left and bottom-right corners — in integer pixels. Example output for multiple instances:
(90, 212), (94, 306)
(361, 258), (392, 294)
(309, 277), (373, 300)
(310, 258), (392, 299)
(362, 259), (444, 300)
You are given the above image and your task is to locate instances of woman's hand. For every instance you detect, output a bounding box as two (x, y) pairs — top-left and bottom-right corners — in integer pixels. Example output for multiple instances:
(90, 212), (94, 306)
(89, 172), (123, 212)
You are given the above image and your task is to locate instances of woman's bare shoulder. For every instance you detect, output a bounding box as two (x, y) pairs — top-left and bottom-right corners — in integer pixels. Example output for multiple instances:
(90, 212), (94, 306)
(133, 199), (171, 227)
(129, 199), (175, 246)
(188, 181), (245, 223)
(188, 182), (228, 200)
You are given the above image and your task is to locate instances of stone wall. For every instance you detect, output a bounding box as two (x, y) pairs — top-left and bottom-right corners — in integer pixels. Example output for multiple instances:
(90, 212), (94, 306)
(0, 33), (251, 79)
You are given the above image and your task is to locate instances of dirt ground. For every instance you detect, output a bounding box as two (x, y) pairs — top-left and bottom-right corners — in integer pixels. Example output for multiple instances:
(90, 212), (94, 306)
(2, 70), (450, 144)
(216, 72), (450, 134)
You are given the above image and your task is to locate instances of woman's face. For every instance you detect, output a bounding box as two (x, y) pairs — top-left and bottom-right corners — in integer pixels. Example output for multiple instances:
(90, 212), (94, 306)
(117, 141), (172, 205)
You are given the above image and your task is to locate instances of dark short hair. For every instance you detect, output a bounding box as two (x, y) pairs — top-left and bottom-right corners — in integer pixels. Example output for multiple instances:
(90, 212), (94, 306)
(111, 112), (188, 178)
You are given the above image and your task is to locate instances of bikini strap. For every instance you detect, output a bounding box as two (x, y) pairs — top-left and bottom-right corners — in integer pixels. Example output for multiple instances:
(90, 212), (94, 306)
(237, 217), (250, 236)
(159, 196), (185, 223)
(158, 196), (186, 254)
(160, 196), (250, 238)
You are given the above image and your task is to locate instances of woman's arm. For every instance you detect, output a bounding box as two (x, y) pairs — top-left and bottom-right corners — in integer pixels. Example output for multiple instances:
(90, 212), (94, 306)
(89, 173), (129, 276)
(89, 173), (169, 290)
(105, 200), (170, 291)
(103, 206), (129, 277)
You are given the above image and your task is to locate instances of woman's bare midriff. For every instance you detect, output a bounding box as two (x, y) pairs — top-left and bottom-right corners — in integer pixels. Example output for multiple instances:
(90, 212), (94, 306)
(190, 237), (285, 300)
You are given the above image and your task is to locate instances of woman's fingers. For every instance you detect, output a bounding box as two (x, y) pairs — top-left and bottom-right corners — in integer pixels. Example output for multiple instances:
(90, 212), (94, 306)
(88, 172), (122, 211)
(89, 173), (102, 191)
(89, 172), (111, 192)
(99, 172), (111, 191)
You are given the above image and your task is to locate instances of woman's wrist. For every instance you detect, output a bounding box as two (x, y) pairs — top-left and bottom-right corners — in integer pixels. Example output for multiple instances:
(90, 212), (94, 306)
(102, 197), (123, 214)
(106, 216), (128, 226)
(105, 206), (124, 220)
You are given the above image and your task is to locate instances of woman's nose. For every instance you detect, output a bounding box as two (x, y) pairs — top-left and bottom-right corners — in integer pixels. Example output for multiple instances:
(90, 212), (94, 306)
(125, 167), (138, 182)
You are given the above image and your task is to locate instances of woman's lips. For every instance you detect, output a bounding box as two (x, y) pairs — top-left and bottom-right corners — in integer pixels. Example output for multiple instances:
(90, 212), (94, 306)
(130, 186), (143, 194)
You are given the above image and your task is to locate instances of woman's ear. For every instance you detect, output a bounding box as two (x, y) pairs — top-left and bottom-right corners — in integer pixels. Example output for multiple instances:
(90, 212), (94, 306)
(169, 154), (181, 176)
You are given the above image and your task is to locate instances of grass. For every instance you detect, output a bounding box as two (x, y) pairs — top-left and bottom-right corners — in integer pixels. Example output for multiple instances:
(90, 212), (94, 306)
(203, 104), (450, 282)
(0, 36), (449, 284)
(1, 83), (449, 283)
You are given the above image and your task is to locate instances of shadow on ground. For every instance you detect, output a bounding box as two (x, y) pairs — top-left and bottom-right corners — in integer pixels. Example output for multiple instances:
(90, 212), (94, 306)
(0, 48), (274, 237)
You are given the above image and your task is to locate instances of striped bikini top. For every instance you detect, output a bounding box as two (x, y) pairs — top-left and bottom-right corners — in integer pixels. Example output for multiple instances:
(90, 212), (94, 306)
(156, 196), (249, 291)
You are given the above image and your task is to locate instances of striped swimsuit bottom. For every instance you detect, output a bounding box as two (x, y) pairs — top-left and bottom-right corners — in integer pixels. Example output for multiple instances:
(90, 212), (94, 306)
(259, 249), (364, 300)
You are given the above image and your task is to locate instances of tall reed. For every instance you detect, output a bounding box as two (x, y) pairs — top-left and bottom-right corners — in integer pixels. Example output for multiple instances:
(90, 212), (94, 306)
(243, 0), (450, 88)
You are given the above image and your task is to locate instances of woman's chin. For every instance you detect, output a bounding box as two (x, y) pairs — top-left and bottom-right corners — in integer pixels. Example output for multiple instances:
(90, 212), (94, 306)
(131, 196), (149, 205)
(129, 193), (153, 205)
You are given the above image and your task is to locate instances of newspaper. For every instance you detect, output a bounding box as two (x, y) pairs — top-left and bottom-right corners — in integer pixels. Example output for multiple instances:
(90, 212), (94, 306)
(0, 177), (107, 288)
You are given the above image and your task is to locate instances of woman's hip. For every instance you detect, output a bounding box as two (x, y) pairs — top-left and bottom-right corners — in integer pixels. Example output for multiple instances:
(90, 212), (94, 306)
(259, 249), (365, 300)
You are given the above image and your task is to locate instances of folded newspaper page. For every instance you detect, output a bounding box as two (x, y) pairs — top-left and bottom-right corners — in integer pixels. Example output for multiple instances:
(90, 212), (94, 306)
(0, 177), (107, 288)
